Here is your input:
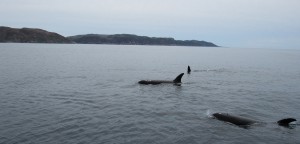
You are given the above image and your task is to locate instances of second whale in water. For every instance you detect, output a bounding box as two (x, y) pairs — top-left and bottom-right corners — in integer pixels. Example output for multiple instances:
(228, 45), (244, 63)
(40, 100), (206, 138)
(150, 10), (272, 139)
(213, 113), (297, 128)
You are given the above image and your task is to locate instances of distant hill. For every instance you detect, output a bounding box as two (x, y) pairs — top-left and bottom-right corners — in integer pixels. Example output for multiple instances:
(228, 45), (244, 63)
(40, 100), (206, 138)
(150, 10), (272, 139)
(68, 34), (218, 47)
(0, 26), (72, 43)
(0, 26), (218, 47)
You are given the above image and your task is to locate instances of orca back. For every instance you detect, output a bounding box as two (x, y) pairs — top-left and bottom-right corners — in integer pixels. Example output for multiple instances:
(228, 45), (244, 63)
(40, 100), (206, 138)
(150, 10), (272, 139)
(139, 73), (184, 85)
(213, 113), (256, 126)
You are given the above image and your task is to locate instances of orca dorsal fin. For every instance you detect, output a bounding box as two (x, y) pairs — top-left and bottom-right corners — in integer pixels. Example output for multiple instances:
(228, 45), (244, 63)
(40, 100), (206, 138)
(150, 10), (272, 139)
(173, 73), (184, 83)
(277, 118), (297, 126)
(187, 66), (191, 74)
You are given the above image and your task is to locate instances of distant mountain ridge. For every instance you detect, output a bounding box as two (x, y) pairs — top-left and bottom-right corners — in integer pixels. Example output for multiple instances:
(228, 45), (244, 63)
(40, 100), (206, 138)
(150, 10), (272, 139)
(0, 26), (218, 47)
(68, 34), (218, 47)
(0, 26), (71, 43)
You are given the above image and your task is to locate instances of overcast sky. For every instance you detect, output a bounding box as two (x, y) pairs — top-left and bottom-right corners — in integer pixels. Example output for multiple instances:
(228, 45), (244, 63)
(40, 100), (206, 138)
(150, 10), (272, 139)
(1, 0), (299, 49)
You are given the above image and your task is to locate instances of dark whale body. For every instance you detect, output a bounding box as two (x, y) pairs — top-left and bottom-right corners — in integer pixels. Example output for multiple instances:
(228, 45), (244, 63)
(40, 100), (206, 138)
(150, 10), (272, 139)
(277, 118), (297, 127)
(213, 113), (257, 126)
(138, 73), (184, 85)
(213, 113), (297, 128)
(187, 66), (191, 74)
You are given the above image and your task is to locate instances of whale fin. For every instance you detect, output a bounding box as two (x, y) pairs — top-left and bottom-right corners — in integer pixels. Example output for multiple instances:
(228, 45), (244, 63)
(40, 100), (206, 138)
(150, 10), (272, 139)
(187, 66), (191, 74)
(173, 73), (184, 83)
(277, 118), (297, 126)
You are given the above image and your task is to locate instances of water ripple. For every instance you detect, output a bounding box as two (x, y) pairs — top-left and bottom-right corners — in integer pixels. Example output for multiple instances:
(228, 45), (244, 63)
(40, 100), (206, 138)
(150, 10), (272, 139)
(1, 45), (300, 144)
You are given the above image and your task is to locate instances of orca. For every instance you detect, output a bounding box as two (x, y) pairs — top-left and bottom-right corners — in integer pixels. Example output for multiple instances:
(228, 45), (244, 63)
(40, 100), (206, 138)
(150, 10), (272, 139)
(213, 113), (297, 128)
(138, 73), (184, 85)
(213, 113), (257, 126)
(187, 66), (191, 74)
(277, 118), (297, 127)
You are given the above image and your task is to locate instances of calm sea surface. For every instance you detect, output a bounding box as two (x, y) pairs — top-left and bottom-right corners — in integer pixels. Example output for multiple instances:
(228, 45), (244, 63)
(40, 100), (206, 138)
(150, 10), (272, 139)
(0, 44), (300, 144)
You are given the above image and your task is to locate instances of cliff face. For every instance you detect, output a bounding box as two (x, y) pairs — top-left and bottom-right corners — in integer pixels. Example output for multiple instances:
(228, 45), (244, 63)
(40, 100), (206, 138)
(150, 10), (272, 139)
(68, 34), (218, 47)
(0, 26), (72, 43)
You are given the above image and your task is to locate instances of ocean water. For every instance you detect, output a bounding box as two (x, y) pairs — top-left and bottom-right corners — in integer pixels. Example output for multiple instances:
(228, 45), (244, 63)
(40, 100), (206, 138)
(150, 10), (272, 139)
(0, 43), (299, 144)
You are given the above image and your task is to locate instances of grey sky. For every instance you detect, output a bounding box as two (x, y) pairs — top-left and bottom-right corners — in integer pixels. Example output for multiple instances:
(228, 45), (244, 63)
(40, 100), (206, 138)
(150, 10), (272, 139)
(1, 0), (299, 49)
